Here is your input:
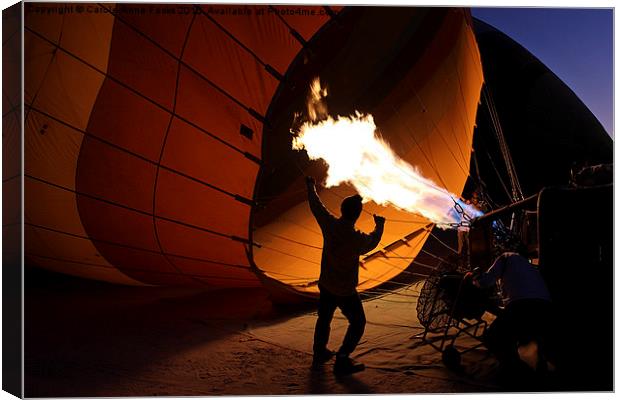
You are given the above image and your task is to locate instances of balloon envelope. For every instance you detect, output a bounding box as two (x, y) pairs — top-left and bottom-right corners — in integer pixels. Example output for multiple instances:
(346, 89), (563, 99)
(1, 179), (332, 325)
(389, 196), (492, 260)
(23, 5), (483, 297)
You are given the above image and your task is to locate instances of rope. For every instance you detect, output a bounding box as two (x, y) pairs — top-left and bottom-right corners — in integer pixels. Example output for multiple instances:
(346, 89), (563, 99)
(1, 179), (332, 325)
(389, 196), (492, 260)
(419, 248), (453, 265)
(483, 87), (523, 201)
(426, 229), (459, 254)
(363, 286), (421, 298)
(468, 148), (499, 211)
(483, 141), (513, 203)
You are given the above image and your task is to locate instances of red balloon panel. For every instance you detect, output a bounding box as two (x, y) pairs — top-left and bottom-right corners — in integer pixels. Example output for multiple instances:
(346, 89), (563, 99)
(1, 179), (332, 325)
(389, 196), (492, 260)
(95, 242), (180, 275)
(175, 66), (262, 157)
(162, 117), (258, 198)
(167, 256), (257, 284)
(154, 168), (249, 238)
(156, 219), (250, 266)
(87, 79), (171, 162)
(107, 21), (177, 110)
(76, 137), (157, 213)
(117, 4), (194, 58)
(276, 5), (333, 41)
(184, 13), (279, 116)
(206, 4), (301, 74)
(77, 195), (161, 252)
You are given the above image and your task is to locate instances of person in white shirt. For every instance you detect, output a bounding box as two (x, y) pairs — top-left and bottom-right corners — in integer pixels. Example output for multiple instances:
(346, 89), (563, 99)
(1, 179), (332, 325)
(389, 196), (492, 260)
(306, 176), (385, 375)
(470, 249), (554, 375)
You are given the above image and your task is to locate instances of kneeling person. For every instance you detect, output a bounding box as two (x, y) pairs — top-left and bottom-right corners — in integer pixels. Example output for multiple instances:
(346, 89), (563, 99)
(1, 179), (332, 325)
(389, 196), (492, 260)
(471, 249), (554, 374)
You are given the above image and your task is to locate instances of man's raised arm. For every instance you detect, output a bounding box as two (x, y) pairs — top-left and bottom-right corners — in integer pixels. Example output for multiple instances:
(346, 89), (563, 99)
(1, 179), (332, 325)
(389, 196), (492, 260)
(360, 214), (385, 254)
(306, 176), (331, 227)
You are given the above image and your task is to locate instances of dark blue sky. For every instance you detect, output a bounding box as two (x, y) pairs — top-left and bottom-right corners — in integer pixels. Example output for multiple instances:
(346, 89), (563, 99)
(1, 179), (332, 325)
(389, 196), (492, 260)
(471, 8), (613, 137)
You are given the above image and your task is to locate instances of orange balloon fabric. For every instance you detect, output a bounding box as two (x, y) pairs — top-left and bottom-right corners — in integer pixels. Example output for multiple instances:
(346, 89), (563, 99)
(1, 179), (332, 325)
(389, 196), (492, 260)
(23, 5), (483, 297)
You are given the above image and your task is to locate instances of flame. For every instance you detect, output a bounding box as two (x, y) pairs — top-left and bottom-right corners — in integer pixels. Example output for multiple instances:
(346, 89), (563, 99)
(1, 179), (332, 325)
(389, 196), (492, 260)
(293, 79), (482, 228)
(307, 77), (328, 122)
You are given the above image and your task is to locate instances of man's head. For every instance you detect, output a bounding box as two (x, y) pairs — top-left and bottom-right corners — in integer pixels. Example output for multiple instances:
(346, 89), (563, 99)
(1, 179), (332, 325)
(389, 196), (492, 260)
(341, 195), (363, 222)
(503, 238), (528, 258)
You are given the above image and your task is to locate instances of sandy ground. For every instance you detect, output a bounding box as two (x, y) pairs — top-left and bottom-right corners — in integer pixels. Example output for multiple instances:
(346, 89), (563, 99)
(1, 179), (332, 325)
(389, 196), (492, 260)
(25, 270), (505, 397)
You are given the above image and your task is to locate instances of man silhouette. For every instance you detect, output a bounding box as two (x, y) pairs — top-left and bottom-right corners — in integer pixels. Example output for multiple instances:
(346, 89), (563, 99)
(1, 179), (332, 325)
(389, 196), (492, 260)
(306, 176), (385, 375)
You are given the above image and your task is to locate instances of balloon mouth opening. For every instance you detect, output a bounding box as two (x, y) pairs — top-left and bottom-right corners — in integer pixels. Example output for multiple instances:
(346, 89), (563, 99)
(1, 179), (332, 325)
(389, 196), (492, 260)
(246, 8), (483, 295)
(249, 151), (433, 296)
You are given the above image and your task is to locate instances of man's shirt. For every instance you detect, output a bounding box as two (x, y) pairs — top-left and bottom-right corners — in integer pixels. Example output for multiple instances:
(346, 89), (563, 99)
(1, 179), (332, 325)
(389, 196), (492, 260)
(308, 185), (384, 296)
(477, 252), (551, 305)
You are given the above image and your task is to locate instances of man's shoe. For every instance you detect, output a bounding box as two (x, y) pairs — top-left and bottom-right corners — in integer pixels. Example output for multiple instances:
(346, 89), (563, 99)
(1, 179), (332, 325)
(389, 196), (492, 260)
(333, 355), (365, 376)
(311, 348), (334, 370)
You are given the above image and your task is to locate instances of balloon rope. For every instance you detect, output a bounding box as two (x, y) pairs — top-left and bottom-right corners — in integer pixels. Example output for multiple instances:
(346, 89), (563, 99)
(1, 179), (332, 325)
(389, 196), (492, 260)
(482, 141), (514, 203)
(425, 230), (459, 254)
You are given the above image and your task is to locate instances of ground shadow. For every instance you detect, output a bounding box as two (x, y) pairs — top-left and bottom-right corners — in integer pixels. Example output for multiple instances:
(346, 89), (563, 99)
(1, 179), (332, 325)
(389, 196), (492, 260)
(24, 267), (313, 397)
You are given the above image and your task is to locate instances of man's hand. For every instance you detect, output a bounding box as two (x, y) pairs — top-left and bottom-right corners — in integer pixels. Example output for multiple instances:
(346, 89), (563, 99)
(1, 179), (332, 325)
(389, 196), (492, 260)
(465, 268), (482, 287)
(305, 176), (316, 188)
(373, 214), (386, 226)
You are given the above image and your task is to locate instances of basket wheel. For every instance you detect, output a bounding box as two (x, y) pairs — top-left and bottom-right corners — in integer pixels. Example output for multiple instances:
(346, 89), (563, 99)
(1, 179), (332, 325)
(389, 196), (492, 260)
(442, 345), (462, 370)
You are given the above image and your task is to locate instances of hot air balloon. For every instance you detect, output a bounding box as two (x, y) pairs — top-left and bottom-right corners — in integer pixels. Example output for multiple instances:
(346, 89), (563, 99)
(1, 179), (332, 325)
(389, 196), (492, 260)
(22, 4), (483, 299)
(12, 3), (614, 394)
